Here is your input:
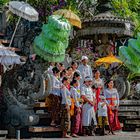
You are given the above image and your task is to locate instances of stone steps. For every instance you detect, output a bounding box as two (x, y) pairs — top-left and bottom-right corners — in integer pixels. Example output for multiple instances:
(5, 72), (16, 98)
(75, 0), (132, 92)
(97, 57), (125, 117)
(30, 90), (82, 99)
(0, 130), (8, 140)
(118, 112), (137, 116)
(119, 100), (140, 131)
(119, 106), (140, 112)
(119, 100), (140, 106)
(32, 100), (140, 133)
(125, 120), (140, 125)
(34, 102), (46, 108)
(29, 126), (61, 133)
(28, 104), (62, 135)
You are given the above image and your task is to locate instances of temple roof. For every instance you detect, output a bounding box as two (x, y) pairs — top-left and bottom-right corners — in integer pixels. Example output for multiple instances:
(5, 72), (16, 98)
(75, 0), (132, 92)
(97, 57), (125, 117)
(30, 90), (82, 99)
(77, 12), (135, 38)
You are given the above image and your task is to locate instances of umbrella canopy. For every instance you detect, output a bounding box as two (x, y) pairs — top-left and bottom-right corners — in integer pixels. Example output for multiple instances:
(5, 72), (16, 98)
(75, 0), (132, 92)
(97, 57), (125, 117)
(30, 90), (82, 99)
(95, 54), (122, 68)
(53, 9), (81, 28)
(9, 1), (38, 21)
(34, 15), (71, 62)
(0, 45), (23, 65)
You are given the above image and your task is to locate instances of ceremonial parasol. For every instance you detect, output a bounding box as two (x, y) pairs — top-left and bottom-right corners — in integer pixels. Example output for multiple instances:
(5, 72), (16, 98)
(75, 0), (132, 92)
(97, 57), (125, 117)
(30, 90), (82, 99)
(53, 9), (81, 29)
(34, 15), (71, 62)
(95, 54), (122, 68)
(8, 1), (39, 47)
(9, 1), (38, 21)
(0, 44), (23, 66)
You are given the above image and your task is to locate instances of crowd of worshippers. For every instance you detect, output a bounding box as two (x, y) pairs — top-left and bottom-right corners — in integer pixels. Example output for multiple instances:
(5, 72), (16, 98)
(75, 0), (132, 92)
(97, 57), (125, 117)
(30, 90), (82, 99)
(45, 56), (121, 138)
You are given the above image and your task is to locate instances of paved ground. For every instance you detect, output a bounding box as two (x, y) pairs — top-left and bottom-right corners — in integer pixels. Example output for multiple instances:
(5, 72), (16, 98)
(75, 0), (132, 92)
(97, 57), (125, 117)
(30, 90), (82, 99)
(5, 132), (140, 140)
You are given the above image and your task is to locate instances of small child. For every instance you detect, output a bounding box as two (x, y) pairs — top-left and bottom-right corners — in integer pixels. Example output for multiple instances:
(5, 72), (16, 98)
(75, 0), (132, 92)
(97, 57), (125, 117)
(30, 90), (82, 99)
(61, 77), (71, 138)
(98, 95), (109, 136)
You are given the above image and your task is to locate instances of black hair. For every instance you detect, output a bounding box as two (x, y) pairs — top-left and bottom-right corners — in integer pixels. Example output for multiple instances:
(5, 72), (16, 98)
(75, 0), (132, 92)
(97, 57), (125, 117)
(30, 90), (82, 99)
(62, 77), (68, 83)
(73, 72), (80, 80)
(59, 63), (64, 67)
(74, 72), (80, 77)
(71, 61), (77, 66)
(52, 67), (60, 74)
(70, 79), (78, 86)
(67, 67), (72, 70)
(91, 85), (96, 89)
(105, 79), (114, 88)
(93, 69), (100, 74)
(60, 69), (67, 77)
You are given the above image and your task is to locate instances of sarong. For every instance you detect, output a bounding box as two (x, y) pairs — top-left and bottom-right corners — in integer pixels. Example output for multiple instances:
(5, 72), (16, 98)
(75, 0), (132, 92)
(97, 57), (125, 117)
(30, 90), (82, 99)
(71, 106), (81, 134)
(107, 107), (121, 131)
(45, 94), (61, 122)
(60, 104), (70, 131)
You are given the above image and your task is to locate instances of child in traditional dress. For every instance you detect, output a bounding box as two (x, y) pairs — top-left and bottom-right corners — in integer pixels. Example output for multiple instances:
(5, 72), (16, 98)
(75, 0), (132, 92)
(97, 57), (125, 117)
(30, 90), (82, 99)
(98, 95), (109, 136)
(70, 79), (82, 137)
(61, 77), (71, 138)
(49, 67), (62, 126)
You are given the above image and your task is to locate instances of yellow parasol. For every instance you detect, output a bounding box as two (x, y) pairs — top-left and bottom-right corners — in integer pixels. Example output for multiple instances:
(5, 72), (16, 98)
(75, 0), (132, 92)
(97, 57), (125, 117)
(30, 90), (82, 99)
(95, 54), (122, 68)
(53, 9), (81, 28)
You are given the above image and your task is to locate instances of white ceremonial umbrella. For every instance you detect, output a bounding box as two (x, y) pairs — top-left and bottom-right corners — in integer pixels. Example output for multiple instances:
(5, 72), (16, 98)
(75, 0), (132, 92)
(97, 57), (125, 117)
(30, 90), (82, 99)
(8, 1), (39, 47)
(0, 44), (24, 66)
(9, 1), (38, 21)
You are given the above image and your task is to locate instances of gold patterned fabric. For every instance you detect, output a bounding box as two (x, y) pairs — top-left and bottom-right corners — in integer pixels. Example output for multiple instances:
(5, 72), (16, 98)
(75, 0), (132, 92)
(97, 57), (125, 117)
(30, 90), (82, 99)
(98, 116), (109, 127)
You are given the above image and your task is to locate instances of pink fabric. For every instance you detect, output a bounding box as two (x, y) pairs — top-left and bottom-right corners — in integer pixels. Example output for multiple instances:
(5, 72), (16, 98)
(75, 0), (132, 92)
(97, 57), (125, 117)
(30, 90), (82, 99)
(71, 106), (82, 134)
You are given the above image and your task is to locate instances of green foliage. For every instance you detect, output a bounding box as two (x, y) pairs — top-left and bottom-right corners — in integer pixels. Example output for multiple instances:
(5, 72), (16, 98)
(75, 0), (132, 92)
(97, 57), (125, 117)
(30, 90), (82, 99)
(0, 0), (9, 10)
(27, 0), (97, 22)
(112, 0), (140, 35)
(0, 0), (9, 5)
(119, 33), (140, 79)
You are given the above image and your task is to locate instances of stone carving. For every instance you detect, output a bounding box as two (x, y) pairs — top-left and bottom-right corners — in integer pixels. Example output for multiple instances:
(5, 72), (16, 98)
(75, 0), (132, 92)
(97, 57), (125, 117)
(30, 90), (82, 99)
(1, 58), (49, 129)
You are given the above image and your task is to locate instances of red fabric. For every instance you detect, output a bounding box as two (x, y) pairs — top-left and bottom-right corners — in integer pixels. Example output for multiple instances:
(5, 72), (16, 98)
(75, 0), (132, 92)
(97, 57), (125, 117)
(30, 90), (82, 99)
(107, 107), (121, 131)
(66, 84), (71, 90)
(94, 88), (101, 112)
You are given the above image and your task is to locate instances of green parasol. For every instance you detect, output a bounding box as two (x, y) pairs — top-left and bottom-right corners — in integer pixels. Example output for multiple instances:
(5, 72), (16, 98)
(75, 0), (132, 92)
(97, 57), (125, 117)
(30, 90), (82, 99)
(34, 15), (71, 62)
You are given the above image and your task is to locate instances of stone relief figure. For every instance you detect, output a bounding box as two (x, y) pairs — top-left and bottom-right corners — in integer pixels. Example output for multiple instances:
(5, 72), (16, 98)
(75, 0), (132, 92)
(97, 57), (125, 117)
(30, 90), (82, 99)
(1, 58), (49, 131)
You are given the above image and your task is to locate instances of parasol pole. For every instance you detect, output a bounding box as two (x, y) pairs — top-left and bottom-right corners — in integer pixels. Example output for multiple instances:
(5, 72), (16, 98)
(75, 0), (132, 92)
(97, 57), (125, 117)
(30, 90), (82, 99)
(8, 0), (28, 48)
(8, 16), (21, 47)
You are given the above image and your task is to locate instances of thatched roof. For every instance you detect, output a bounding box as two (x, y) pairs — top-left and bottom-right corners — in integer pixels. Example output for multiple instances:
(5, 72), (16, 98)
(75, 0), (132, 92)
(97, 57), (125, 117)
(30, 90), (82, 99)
(77, 12), (134, 38)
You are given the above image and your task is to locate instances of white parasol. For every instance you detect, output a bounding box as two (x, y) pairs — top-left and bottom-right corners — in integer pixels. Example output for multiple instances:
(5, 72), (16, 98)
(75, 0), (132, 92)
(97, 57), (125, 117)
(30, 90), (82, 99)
(8, 1), (39, 47)
(0, 44), (23, 66)
(9, 1), (38, 21)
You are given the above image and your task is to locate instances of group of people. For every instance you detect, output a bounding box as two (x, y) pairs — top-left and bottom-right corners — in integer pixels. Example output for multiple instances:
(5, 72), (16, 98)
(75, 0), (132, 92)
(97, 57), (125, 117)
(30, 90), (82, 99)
(46, 56), (121, 138)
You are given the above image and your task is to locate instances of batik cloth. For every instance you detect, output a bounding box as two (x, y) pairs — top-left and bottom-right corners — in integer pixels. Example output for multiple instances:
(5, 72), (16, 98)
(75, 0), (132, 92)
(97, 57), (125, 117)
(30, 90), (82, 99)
(60, 104), (71, 131)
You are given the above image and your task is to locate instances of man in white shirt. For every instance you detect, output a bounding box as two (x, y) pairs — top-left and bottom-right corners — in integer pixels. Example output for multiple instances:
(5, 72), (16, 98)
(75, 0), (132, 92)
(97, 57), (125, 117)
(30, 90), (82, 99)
(81, 76), (97, 136)
(78, 56), (93, 84)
